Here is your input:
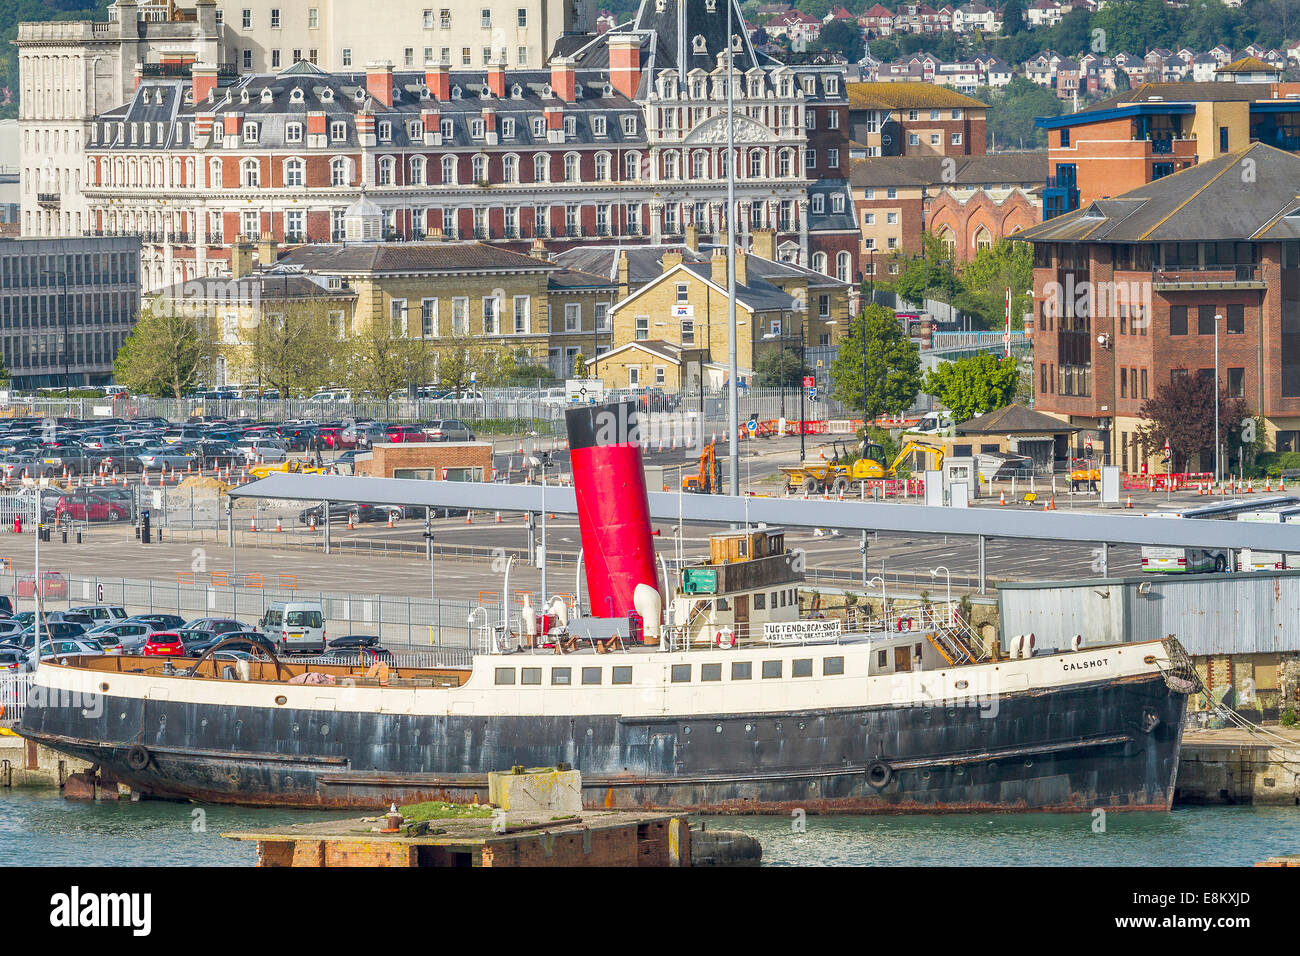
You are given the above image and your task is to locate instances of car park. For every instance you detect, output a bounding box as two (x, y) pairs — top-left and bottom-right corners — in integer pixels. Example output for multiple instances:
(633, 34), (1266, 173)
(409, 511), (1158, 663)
(384, 424), (428, 443)
(142, 632), (187, 656)
(258, 601), (326, 654)
(86, 621), (157, 654)
(54, 493), (131, 523)
(182, 617), (246, 636)
(183, 630), (280, 658)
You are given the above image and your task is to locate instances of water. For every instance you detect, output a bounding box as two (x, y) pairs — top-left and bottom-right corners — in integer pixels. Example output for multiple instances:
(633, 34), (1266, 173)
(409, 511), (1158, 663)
(2, 790), (1295, 866)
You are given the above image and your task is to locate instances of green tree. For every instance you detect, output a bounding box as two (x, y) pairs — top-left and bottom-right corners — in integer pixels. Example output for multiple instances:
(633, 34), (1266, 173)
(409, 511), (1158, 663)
(830, 304), (922, 420)
(249, 298), (345, 399)
(1091, 0), (1177, 54)
(572, 352), (587, 378)
(815, 19), (865, 62)
(345, 315), (434, 400)
(953, 239), (1034, 330)
(894, 233), (960, 306)
(491, 349), (554, 387)
(113, 303), (216, 399)
(0, 350), (10, 388)
(754, 346), (809, 388)
(1137, 370), (1249, 473)
(922, 353), (1021, 421)
(868, 38), (899, 62)
(1001, 0), (1027, 34)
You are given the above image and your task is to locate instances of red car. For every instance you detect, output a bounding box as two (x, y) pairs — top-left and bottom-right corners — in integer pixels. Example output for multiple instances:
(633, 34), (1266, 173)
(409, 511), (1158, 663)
(385, 424), (428, 443)
(316, 426), (358, 450)
(142, 632), (186, 657)
(54, 495), (130, 522)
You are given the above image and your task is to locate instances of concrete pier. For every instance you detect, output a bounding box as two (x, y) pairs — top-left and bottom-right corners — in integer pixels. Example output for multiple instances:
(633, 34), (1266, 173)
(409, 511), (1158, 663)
(1175, 726), (1300, 806)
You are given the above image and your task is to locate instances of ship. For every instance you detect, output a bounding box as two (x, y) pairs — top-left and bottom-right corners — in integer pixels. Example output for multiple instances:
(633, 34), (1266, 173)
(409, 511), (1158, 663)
(17, 402), (1198, 812)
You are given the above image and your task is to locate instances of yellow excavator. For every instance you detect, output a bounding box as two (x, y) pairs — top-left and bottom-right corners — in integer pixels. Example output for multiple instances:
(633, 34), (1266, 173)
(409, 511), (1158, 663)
(682, 441), (723, 494)
(248, 459), (329, 479)
(782, 438), (944, 495)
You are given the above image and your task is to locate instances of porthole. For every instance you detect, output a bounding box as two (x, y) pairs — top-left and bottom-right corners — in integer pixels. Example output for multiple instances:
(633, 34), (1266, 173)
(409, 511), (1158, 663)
(275, 695), (287, 705)
(745, 723), (753, 732)
(586, 727), (593, 737)
(234, 720), (243, 732)
(920, 770), (931, 781)
(947, 709), (956, 718)
(715, 724), (723, 733)
(954, 680), (968, 690)
(100, 682), (110, 693)
(292, 723), (300, 733)
(683, 726), (691, 735)
(809, 781), (818, 790)
(1143, 655), (1157, 664)
(798, 721), (805, 731)
(119, 712), (126, 720)
(955, 767), (964, 776)
(1025, 759), (1034, 768)
(774, 722), (782, 732)
(200, 718), (208, 729)
(320, 724), (330, 736)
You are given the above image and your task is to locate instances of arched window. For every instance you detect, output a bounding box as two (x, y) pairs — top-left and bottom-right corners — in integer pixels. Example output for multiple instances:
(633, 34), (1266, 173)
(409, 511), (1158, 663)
(692, 150), (707, 179)
(594, 152), (609, 181)
(240, 158), (260, 187)
(441, 155), (457, 184)
(778, 149), (793, 177)
(812, 252), (828, 275)
(330, 156), (349, 186)
(564, 153), (579, 182)
(534, 153), (549, 182)
(749, 149), (764, 178)
(409, 156), (426, 185)
(975, 227), (992, 251)
(503, 154), (518, 182)
(624, 151), (640, 180)
(377, 156), (394, 185)
(472, 154), (487, 181)
(836, 251), (851, 283)
(663, 151), (679, 179)
(284, 158), (305, 187)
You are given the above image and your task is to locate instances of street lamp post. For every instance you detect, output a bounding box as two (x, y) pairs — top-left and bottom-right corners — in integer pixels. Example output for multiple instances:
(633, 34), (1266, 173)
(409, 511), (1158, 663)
(867, 574), (887, 628)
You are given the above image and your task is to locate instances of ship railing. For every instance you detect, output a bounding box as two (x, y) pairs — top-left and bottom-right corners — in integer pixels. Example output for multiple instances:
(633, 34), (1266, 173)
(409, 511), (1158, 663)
(0, 673), (34, 724)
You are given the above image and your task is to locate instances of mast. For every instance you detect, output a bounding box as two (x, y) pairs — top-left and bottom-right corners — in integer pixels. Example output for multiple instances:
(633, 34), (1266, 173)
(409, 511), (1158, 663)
(726, 0), (740, 495)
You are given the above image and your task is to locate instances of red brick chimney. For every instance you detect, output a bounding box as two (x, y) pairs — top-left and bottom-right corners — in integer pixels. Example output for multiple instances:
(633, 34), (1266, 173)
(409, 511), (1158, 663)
(425, 63), (449, 101)
(191, 62), (219, 104)
(608, 35), (642, 100)
(365, 60), (394, 107)
(487, 59), (507, 98)
(551, 57), (576, 102)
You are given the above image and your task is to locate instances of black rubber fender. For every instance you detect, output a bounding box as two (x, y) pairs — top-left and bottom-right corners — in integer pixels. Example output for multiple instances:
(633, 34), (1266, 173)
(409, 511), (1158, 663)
(126, 744), (150, 771)
(865, 760), (892, 790)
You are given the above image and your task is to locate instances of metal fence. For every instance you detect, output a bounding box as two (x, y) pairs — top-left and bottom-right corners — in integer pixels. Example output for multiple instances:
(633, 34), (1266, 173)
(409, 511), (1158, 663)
(0, 673), (33, 724)
(0, 570), (518, 651)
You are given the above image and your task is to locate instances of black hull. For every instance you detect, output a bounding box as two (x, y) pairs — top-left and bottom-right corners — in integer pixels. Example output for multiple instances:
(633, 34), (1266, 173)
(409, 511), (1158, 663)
(20, 673), (1187, 813)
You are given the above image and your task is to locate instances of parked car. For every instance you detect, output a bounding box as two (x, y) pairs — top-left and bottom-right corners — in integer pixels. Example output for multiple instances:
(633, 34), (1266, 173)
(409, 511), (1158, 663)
(26, 637), (104, 669)
(425, 419), (475, 442)
(181, 617), (246, 636)
(385, 424), (428, 443)
(9, 621), (88, 648)
(86, 621), (158, 654)
(239, 437), (289, 463)
(0, 620), (25, 641)
(54, 493), (131, 523)
(258, 601), (326, 654)
(183, 630), (280, 658)
(69, 605), (128, 625)
(297, 502), (395, 525)
(0, 647), (26, 671)
(142, 632), (188, 657)
(315, 425), (358, 450)
(126, 614), (186, 631)
(136, 445), (199, 471)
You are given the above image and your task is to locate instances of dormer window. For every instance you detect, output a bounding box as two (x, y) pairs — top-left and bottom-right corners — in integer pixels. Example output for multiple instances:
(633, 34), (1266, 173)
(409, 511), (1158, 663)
(440, 118), (454, 138)
(471, 118), (485, 138)
(706, 0), (716, 9)
(623, 115), (636, 135)
(451, 86), (462, 99)
(378, 121), (392, 141)
(541, 83), (552, 97)
(511, 83), (524, 98)
(502, 117), (515, 137)
(531, 117), (545, 136)
(319, 87), (334, 102)
(354, 89), (365, 102)
(592, 115), (606, 136)
(289, 87), (304, 103)
(602, 83), (613, 97)
(260, 88), (274, 103)
(285, 122), (303, 143)
(407, 120), (421, 140)
(240, 89), (250, 104)
(831, 194), (844, 213)
(564, 116), (576, 136)
(243, 121), (260, 143)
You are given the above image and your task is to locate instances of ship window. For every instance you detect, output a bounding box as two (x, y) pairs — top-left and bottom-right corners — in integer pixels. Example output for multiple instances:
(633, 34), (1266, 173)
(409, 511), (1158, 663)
(771, 591), (778, 607)
(701, 663), (722, 681)
(521, 667), (542, 685)
(494, 667), (516, 685)
(792, 658), (813, 677)
(581, 667), (602, 685)
(877, 650), (888, 669)
(762, 660), (783, 679)
(716, 597), (730, 611)
(671, 664), (691, 683)
(551, 667), (571, 685)
(823, 656), (844, 676)
(731, 661), (752, 680)
(612, 666), (632, 684)
(754, 593), (766, 610)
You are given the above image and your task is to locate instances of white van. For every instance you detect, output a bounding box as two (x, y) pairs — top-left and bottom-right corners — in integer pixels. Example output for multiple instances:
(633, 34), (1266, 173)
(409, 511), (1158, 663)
(259, 601), (326, 654)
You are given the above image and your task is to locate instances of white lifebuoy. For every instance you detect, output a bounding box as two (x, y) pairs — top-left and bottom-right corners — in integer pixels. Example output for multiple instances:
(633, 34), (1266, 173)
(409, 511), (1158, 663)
(715, 629), (735, 649)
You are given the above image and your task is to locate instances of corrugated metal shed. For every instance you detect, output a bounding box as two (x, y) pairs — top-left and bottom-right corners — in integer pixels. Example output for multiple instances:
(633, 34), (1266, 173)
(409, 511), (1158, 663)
(999, 571), (1300, 656)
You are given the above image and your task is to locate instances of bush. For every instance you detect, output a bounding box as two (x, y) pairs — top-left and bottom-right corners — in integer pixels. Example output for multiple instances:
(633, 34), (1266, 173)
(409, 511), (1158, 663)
(1251, 452), (1300, 478)
(1281, 707), (1299, 728)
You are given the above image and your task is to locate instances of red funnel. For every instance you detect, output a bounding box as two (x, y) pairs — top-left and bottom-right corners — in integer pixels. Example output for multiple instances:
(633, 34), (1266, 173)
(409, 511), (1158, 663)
(565, 402), (658, 618)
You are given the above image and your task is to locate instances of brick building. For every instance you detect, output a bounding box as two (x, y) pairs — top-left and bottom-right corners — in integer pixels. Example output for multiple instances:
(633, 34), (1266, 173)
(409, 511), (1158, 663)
(1037, 73), (1300, 218)
(926, 185), (1043, 263)
(353, 440), (494, 479)
(849, 151), (1045, 269)
(847, 82), (987, 159)
(1015, 144), (1300, 473)
(61, 0), (845, 293)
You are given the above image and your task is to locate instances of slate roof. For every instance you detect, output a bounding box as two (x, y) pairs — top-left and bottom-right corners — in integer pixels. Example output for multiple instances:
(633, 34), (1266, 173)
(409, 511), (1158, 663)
(958, 403), (1079, 435)
(850, 152), (1048, 188)
(275, 242), (559, 274)
(1012, 143), (1300, 243)
(153, 272), (354, 304)
(550, 243), (848, 290)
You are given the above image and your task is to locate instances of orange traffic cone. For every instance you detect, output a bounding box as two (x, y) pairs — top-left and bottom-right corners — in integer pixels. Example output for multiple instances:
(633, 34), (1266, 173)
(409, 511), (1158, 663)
(464, 511), (472, 525)
(999, 490), (1006, 506)
(388, 513), (396, 528)
(276, 516), (283, 532)
(1125, 495), (1133, 509)
(495, 511), (502, 523)
(347, 514), (355, 530)
(250, 516), (257, 531)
